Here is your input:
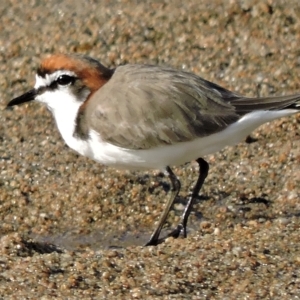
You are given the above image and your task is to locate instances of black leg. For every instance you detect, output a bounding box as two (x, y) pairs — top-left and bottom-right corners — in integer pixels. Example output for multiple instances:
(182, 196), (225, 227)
(145, 166), (181, 246)
(162, 158), (209, 241)
(180, 158), (209, 237)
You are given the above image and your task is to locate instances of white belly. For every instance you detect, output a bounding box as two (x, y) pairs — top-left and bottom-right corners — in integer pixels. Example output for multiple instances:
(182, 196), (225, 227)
(74, 109), (297, 170)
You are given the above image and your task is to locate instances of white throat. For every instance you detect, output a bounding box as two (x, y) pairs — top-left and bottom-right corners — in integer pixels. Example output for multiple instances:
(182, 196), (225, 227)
(34, 74), (91, 156)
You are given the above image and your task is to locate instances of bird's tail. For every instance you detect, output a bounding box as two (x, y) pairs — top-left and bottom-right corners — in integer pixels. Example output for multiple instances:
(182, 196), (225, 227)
(230, 93), (300, 113)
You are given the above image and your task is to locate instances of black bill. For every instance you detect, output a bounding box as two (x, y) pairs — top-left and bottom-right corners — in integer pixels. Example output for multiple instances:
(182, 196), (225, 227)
(7, 89), (37, 107)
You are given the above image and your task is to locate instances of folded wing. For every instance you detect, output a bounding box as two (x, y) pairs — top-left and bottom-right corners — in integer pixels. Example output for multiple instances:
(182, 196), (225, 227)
(81, 64), (300, 150)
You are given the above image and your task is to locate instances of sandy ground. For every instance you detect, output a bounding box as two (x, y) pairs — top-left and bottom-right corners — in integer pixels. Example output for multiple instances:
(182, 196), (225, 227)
(0, 0), (300, 298)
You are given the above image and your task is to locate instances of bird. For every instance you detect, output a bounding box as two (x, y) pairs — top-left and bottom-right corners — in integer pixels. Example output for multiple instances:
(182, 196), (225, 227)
(7, 53), (300, 246)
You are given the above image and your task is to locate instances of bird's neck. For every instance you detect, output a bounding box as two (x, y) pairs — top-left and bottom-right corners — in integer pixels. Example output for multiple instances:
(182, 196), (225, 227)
(49, 98), (90, 155)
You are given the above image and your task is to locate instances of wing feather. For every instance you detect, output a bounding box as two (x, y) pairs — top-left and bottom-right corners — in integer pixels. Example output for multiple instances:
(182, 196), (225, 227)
(75, 64), (300, 150)
(84, 65), (300, 150)
(84, 64), (241, 150)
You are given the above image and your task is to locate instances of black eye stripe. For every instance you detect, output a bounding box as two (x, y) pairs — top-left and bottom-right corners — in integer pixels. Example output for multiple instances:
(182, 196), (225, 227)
(36, 74), (78, 93)
(42, 75), (77, 91)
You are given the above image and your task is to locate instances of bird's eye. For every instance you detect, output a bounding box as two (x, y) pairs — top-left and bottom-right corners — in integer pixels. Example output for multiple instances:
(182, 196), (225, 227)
(56, 75), (74, 86)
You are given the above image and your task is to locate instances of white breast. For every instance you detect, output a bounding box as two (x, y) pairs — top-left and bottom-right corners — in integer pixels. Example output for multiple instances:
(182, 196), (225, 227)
(34, 78), (93, 158)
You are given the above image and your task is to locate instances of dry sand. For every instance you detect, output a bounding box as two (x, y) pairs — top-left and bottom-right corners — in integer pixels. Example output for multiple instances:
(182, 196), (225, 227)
(0, 0), (300, 298)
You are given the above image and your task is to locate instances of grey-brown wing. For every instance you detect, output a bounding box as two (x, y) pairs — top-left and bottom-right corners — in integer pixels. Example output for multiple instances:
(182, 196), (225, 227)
(230, 94), (300, 112)
(85, 65), (241, 150)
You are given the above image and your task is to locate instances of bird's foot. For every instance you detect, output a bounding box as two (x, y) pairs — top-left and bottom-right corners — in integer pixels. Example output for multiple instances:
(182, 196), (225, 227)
(145, 224), (185, 246)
